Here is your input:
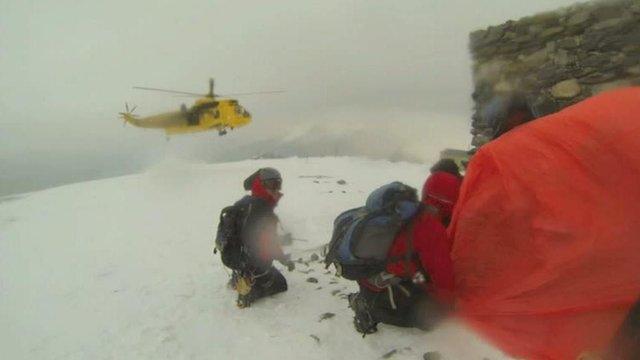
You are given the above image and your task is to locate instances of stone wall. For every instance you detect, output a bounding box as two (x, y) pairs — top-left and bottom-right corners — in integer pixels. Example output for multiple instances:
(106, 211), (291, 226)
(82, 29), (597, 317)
(469, 0), (640, 148)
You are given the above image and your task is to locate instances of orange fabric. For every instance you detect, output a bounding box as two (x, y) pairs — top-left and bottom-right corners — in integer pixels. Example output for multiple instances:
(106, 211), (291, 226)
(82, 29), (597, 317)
(449, 87), (640, 360)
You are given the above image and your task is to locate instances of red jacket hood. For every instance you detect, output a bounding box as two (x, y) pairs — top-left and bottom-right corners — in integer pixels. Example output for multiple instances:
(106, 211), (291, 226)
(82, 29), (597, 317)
(422, 171), (462, 219)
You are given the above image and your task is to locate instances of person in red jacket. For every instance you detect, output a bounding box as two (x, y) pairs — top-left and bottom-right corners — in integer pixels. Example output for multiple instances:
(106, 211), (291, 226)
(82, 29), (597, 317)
(231, 168), (295, 308)
(349, 171), (462, 334)
(430, 158), (463, 180)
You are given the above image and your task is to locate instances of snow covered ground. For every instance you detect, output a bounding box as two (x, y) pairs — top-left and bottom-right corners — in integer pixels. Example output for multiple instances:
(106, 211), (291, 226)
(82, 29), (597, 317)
(0, 157), (510, 360)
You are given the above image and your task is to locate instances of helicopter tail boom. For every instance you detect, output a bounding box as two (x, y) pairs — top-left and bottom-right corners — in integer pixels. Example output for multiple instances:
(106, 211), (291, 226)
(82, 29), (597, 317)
(119, 102), (190, 129)
(119, 112), (143, 127)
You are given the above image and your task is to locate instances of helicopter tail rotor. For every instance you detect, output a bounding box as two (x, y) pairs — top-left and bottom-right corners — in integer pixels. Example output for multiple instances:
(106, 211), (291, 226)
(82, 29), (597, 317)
(120, 102), (138, 126)
(124, 102), (137, 113)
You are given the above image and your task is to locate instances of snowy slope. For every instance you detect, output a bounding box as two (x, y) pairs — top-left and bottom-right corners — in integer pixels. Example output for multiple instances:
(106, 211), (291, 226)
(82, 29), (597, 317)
(0, 157), (510, 360)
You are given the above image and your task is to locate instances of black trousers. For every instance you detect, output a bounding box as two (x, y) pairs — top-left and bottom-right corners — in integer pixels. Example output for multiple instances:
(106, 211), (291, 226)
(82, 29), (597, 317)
(358, 281), (446, 330)
(241, 266), (288, 303)
(608, 295), (640, 359)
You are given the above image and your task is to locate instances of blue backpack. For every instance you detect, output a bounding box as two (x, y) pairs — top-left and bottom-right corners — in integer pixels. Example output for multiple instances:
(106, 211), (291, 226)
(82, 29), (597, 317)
(324, 182), (421, 280)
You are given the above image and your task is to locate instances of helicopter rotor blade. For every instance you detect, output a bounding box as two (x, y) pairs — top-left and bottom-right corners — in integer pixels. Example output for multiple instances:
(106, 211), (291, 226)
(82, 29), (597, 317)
(125, 102), (130, 113)
(218, 90), (285, 97)
(133, 86), (204, 97)
(209, 78), (214, 97)
(130, 105), (137, 113)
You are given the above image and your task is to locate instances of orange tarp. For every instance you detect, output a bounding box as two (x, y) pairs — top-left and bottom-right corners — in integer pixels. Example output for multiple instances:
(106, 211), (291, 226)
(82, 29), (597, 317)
(449, 87), (640, 359)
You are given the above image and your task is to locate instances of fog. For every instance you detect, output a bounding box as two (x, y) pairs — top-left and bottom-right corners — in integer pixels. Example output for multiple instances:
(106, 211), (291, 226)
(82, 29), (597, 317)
(0, 0), (579, 195)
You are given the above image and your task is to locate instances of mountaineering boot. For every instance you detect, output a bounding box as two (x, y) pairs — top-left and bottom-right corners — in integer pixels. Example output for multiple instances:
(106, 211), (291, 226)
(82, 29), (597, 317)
(227, 271), (239, 290)
(236, 275), (255, 308)
(237, 292), (255, 308)
(348, 292), (378, 335)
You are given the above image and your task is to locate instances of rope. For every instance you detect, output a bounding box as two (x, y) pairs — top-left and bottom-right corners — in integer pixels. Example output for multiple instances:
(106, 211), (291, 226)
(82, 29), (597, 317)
(396, 283), (411, 297)
(387, 286), (397, 310)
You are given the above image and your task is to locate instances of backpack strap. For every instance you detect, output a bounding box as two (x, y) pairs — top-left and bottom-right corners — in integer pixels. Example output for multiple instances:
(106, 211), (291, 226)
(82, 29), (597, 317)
(411, 205), (438, 289)
(238, 202), (253, 256)
(387, 204), (439, 279)
(229, 200), (253, 267)
(241, 202), (253, 230)
(214, 209), (228, 254)
(403, 220), (417, 277)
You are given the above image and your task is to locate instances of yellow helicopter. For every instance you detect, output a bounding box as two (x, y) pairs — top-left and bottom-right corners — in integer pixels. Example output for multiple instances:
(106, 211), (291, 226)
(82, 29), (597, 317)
(120, 78), (281, 136)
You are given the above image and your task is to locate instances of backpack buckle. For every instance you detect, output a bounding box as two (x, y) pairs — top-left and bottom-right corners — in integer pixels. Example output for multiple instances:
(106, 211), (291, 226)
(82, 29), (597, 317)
(368, 271), (399, 289)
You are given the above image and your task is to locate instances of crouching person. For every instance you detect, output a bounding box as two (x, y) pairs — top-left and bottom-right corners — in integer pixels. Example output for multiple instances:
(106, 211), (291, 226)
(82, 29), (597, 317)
(325, 172), (461, 335)
(215, 167), (295, 308)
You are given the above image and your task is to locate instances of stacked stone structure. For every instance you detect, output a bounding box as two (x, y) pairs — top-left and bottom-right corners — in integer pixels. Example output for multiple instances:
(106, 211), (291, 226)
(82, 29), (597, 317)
(469, 0), (640, 147)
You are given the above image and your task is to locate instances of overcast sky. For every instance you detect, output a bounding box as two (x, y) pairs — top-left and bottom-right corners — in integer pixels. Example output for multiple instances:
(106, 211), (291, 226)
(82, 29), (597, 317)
(0, 0), (580, 195)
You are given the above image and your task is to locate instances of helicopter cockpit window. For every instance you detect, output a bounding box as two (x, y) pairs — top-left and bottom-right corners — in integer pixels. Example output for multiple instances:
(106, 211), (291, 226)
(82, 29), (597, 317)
(235, 104), (249, 116)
